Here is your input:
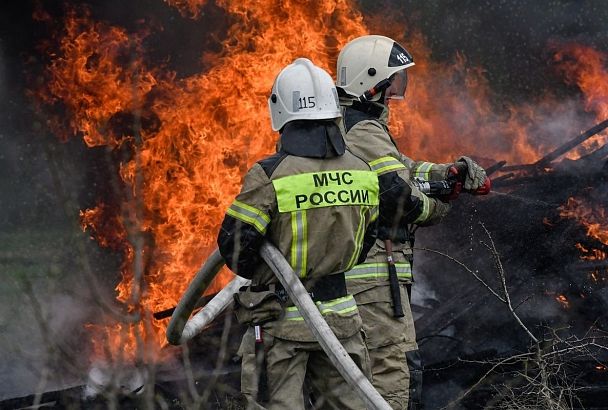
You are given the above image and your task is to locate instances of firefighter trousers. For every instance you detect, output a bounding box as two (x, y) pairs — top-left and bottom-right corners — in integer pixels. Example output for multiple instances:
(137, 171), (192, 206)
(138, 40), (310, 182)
(238, 326), (370, 410)
(353, 284), (417, 409)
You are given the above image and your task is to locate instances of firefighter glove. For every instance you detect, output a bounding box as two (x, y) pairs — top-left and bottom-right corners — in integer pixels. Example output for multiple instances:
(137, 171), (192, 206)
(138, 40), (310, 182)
(456, 156), (487, 191)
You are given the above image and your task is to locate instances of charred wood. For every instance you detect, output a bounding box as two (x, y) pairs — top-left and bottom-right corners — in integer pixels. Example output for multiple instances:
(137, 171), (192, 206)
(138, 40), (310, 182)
(535, 119), (608, 167)
(485, 160), (507, 176)
(499, 119), (608, 174)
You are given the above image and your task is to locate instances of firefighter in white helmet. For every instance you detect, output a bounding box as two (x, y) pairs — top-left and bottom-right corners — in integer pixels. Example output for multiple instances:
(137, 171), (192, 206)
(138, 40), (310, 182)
(337, 35), (488, 409)
(218, 58), (406, 409)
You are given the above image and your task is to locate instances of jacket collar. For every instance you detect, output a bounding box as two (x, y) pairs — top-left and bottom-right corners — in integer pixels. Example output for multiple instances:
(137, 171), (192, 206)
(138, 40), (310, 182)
(279, 120), (346, 158)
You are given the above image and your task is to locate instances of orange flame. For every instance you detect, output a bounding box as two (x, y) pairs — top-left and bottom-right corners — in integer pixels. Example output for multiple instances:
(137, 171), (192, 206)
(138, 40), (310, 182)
(554, 43), (608, 158)
(164, 0), (207, 18)
(32, 2), (608, 363)
(559, 197), (608, 261)
(555, 294), (570, 309)
(35, 1), (368, 362)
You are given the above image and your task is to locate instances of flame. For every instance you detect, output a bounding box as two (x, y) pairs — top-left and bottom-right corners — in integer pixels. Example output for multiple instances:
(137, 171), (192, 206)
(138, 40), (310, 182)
(34, 1), (368, 362)
(543, 217), (555, 227)
(554, 43), (608, 159)
(164, 0), (207, 18)
(590, 268), (608, 284)
(559, 197), (608, 261)
(32, 1), (608, 363)
(555, 294), (570, 309)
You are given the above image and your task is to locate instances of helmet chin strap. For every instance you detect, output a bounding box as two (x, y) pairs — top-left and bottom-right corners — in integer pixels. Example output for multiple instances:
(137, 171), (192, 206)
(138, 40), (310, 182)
(358, 78), (392, 103)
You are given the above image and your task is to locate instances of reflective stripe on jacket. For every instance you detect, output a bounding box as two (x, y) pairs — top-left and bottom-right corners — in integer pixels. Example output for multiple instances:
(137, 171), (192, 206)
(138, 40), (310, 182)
(217, 122), (379, 341)
(283, 295), (358, 321)
(345, 262), (412, 281)
(218, 154), (379, 281)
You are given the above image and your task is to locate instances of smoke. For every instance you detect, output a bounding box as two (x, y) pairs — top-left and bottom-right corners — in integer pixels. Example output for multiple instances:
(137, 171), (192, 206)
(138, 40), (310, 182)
(0, 43), (6, 102)
(0, 0), (606, 404)
(399, 0), (608, 100)
(0, 275), (97, 400)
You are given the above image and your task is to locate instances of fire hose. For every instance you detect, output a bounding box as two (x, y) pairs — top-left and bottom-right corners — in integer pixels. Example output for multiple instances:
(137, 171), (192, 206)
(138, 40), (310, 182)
(166, 243), (391, 410)
(166, 249), (239, 345)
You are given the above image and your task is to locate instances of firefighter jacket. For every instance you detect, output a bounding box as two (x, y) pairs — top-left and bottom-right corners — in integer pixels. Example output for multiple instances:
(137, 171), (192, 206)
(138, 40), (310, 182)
(340, 98), (450, 350)
(339, 100), (450, 239)
(217, 120), (380, 342)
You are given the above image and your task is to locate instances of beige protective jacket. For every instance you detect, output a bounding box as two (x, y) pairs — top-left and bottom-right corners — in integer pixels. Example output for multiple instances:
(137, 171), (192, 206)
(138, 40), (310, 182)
(218, 122), (380, 341)
(340, 100), (451, 349)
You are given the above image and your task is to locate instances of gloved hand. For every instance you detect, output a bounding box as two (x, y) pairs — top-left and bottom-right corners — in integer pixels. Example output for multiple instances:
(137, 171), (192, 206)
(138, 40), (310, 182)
(455, 156), (487, 191)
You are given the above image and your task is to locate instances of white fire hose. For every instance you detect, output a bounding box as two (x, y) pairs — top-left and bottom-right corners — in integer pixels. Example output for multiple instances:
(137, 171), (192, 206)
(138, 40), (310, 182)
(166, 249), (231, 345)
(167, 243), (391, 410)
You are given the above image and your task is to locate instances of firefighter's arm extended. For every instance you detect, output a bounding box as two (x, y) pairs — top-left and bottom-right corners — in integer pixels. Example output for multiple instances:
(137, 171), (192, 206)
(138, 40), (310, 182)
(401, 155), (452, 182)
(217, 164), (276, 279)
(403, 153), (489, 192)
(347, 120), (449, 234)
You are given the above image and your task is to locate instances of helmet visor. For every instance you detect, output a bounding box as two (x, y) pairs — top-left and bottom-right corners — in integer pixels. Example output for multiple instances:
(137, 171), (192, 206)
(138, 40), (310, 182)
(386, 70), (408, 100)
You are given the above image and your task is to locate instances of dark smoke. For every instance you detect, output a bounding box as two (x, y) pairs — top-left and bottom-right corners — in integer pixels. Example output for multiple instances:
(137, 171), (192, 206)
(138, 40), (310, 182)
(396, 0), (608, 100)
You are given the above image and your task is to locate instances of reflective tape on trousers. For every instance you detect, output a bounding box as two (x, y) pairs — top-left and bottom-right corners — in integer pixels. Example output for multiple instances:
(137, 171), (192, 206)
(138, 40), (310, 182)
(272, 170), (379, 213)
(283, 295), (358, 321)
(344, 262), (412, 280)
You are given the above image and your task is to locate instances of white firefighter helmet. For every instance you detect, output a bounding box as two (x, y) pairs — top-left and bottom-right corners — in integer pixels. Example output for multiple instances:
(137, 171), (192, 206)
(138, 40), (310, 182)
(268, 58), (341, 131)
(336, 35), (415, 101)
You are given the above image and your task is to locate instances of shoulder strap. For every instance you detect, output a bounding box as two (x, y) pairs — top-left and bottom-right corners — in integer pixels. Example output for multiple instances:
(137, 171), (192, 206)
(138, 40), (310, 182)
(257, 151), (288, 178)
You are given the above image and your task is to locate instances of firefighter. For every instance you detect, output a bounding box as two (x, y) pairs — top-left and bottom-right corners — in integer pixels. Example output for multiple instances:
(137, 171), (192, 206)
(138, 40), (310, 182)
(336, 35), (488, 409)
(217, 58), (408, 410)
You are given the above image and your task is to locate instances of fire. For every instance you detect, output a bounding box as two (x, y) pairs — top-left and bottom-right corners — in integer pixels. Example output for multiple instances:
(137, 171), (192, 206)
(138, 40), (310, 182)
(31, 1), (608, 363)
(554, 43), (608, 158)
(559, 197), (608, 261)
(590, 269), (607, 284)
(555, 294), (570, 309)
(34, 1), (367, 362)
(164, 0), (207, 18)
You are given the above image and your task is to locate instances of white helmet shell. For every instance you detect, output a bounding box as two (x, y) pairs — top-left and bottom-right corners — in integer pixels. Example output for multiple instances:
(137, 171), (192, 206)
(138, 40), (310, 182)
(336, 35), (415, 100)
(268, 58), (341, 131)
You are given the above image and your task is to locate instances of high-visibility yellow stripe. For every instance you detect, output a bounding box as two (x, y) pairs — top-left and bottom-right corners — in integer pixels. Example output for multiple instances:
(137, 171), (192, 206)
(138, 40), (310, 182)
(272, 170), (379, 212)
(370, 206), (379, 222)
(319, 304), (358, 316)
(291, 212), (299, 276)
(346, 207), (366, 270)
(413, 162), (434, 179)
(301, 210), (308, 278)
(374, 164), (407, 174)
(226, 200), (270, 234)
(345, 262), (412, 280)
(413, 194), (431, 224)
(290, 210), (307, 278)
(284, 295), (358, 321)
(318, 295), (353, 307)
(369, 156), (406, 175)
(232, 200), (271, 223)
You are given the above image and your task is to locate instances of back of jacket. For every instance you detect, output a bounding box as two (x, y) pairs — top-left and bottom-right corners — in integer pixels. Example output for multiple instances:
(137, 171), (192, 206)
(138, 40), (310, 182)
(235, 152), (379, 284)
(218, 121), (379, 340)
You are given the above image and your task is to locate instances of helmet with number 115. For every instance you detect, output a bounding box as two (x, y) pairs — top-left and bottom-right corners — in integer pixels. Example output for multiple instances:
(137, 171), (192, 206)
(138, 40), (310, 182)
(337, 35), (415, 102)
(268, 58), (342, 131)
